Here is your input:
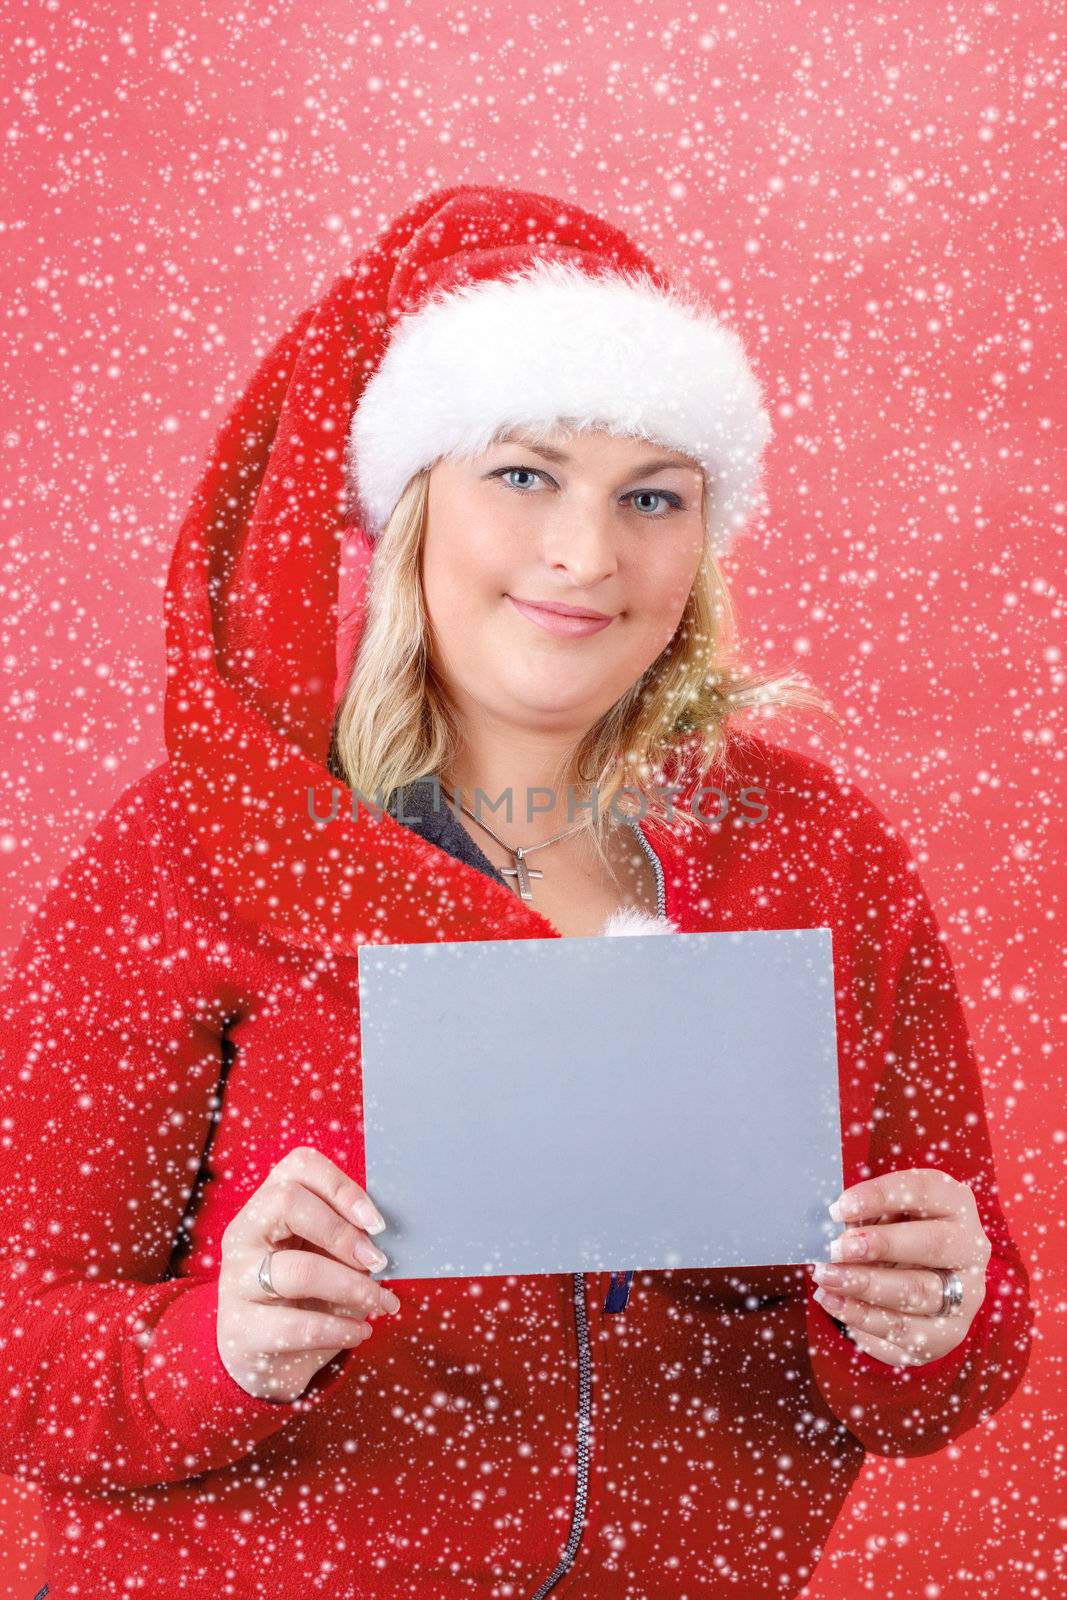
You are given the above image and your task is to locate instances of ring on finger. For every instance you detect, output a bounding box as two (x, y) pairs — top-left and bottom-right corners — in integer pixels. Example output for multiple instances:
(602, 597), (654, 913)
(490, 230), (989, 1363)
(258, 1248), (283, 1300)
(932, 1266), (965, 1317)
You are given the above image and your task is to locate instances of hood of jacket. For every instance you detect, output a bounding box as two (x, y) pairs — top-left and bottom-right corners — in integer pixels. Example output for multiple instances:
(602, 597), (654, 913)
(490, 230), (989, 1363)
(162, 185), (693, 958)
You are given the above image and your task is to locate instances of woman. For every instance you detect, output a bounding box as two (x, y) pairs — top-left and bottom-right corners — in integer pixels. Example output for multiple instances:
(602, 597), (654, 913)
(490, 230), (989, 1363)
(0, 185), (1031, 1599)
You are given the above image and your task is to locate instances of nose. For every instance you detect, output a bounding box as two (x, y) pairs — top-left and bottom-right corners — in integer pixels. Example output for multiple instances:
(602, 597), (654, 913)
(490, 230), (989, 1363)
(541, 499), (620, 588)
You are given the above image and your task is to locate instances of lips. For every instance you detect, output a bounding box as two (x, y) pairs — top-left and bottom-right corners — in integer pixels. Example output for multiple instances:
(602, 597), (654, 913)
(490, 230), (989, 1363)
(506, 595), (616, 638)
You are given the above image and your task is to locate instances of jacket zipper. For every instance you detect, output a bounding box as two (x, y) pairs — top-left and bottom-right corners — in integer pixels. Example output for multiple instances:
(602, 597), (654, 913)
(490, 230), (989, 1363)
(626, 816), (667, 921)
(527, 818), (666, 1596)
(528, 1271), (592, 1597)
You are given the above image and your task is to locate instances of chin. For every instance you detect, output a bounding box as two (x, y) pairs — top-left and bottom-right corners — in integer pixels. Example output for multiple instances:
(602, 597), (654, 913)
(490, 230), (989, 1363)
(515, 686), (626, 731)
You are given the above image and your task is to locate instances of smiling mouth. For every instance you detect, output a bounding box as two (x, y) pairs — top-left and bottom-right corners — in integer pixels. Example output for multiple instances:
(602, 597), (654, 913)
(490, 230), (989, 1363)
(506, 595), (617, 637)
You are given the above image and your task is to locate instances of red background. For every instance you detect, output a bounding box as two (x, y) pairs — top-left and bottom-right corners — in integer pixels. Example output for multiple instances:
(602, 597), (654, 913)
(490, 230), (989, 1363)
(0, 4), (1061, 1596)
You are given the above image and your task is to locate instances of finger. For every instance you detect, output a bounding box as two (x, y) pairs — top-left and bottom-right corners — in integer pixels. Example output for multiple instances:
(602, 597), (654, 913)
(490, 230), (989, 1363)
(828, 1216), (970, 1269)
(272, 1144), (388, 1235)
(844, 1323), (920, 1368)
(830, 1168), (967, 1225)
(222, 1145), (386, 1251)
(233, 1180), (399, 1310)
(225, 1302), (379, 1358)
(255, 1247), (402, 1318)
(818, 1294), (945, 1363)
(812, 1262), (944, 1317)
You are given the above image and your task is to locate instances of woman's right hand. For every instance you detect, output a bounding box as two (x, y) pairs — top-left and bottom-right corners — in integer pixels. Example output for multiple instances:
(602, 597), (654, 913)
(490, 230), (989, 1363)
(216, 1145), (402, 1402)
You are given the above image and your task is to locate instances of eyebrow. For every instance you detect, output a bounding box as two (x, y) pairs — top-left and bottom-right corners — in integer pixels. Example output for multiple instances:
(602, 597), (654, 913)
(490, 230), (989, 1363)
(493, 433), (702, 479)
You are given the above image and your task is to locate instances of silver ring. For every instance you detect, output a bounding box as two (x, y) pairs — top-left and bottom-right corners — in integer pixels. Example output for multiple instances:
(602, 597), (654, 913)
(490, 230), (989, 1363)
(258, 1248), (282, 1299)
(934, 1267), (964, 1317)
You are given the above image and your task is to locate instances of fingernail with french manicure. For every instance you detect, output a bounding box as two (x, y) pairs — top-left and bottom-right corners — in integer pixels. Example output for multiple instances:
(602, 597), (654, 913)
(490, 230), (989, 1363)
(355, 1201), (387, 1235)
(830, 1231), (869, 1261)
(355, 1238), (389, 1271)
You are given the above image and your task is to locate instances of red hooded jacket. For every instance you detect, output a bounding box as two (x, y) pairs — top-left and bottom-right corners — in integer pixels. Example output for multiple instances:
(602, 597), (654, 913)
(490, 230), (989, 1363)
(0, 187), (1033, 1598)
(0, 732), (1034, 1598)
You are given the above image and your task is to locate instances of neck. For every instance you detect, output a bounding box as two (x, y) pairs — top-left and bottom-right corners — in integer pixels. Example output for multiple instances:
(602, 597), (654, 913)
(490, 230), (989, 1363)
(441, 724), (597, 845)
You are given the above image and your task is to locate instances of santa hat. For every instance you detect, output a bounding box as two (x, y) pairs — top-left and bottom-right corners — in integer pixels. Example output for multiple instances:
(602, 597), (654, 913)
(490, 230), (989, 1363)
(162, 185), (745, 960)
(347, 208), (771, 556)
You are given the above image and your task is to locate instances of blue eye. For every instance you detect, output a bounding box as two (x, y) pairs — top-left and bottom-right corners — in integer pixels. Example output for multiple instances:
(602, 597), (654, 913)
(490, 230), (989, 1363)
(626, 489), (682, 518)
(497, 467), (546, 493)
(490, 466), (684, 518)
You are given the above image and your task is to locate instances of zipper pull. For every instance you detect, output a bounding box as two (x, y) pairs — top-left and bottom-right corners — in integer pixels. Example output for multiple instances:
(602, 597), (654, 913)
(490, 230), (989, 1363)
(603, 1270), (634, 1314)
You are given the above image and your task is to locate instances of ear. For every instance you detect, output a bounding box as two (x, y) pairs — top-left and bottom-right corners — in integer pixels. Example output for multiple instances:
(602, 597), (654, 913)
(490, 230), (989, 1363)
(599, 907), (678, 937)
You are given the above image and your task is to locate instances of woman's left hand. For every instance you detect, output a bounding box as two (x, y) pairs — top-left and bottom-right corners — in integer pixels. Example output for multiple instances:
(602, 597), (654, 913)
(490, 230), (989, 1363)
(810, 1167), (992, 1367)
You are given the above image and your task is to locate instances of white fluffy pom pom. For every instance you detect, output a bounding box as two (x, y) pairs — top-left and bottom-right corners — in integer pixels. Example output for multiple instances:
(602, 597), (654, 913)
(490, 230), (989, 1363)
(599, 907), (678, 937)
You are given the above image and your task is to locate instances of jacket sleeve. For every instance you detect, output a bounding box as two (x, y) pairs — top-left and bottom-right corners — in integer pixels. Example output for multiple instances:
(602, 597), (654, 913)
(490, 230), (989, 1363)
(0, 780), (356, 1493)
(805, 792), (1034, 1457)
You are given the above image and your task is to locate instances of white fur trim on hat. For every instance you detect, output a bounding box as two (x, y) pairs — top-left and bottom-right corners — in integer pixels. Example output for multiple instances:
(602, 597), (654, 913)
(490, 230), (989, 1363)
(347, 256), (772, 555)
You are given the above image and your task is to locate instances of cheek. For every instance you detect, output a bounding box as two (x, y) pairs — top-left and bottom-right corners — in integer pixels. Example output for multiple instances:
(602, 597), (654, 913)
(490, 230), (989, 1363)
(423, 512), (499, 606)
(422, 542), (512, 661)
(634, 558), (701, 632)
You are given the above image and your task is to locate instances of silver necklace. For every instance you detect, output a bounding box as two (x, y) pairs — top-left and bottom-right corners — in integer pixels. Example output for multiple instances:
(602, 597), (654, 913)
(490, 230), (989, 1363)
(437, 781), (589, 902)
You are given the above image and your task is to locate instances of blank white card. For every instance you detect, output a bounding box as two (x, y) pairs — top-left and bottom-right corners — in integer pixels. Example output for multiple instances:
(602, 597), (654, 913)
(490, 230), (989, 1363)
(357, 927), (843, 1280)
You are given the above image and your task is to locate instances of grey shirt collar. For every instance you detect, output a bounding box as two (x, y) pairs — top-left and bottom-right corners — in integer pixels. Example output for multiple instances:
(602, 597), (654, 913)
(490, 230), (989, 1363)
(387, 776), (509, 891)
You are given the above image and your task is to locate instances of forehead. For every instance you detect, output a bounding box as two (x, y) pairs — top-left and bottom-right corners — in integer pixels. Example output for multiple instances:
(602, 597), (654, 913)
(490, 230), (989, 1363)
(489, 423), (703, 476)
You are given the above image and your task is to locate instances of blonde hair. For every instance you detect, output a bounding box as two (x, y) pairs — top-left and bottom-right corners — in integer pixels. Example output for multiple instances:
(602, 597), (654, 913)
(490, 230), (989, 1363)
(328, 457), (841, 879)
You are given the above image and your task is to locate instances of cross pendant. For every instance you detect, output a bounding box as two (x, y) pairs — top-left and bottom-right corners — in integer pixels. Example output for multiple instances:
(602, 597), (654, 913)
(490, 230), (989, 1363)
(500, 849), (544, 901)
